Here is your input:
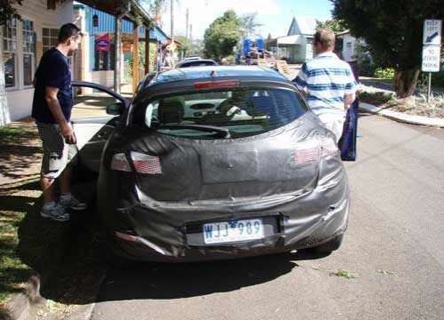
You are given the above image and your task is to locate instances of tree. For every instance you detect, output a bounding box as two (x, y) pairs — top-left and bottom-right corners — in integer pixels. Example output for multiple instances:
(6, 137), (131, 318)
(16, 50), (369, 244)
(143, 0), (179, 37)
(174, 35), (191, 58)
(240, 13), (262, 37)
(331, 0), (444, 98)
(0, 0), (23, 26)
(316, 19), (347, 33)
(203, 10), (241, 60)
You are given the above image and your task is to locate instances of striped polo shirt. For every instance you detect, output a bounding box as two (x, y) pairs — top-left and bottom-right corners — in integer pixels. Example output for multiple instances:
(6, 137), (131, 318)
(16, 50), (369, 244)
(293, 52), (357, 115)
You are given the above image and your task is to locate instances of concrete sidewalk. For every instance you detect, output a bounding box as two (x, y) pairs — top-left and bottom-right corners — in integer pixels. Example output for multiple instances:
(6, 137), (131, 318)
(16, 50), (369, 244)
(0, 85), (133, 188)
(359, 102), (444, 128)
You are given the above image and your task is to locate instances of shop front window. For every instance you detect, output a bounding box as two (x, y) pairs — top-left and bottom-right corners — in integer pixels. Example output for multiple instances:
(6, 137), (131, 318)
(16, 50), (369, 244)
(3, 19), (17, 88)
(42, 27), (58, 52)
(22, 19), (35, 86)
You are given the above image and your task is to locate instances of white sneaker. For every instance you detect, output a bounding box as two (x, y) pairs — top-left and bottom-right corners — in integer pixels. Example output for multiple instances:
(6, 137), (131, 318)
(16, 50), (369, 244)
(59, 195), (87, 211)
(40, 204), (70, 222)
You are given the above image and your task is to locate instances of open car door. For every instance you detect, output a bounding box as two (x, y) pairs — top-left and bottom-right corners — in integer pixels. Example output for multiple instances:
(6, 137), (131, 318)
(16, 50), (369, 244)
(71, 81), (130, 173)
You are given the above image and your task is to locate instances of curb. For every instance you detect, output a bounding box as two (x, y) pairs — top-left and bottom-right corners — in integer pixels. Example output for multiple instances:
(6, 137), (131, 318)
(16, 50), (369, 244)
(359, 102), (444, 128)
(4, 274), (42, 320)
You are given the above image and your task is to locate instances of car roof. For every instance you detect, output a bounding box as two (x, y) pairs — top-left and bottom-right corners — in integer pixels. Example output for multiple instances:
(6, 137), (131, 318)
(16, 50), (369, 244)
(134, 66), (294, 102)
(151, 65), (287, 85)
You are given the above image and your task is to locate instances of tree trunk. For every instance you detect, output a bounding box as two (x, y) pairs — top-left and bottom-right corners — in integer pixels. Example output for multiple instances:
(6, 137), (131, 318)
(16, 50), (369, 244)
(0, 29), (11, 127)
(393, 68), (420, 98)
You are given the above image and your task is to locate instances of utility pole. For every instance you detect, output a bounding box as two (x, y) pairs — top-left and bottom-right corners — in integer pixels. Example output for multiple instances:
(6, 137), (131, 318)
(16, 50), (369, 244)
(170, 0), (174, 42)
(186, 7), (189, 39)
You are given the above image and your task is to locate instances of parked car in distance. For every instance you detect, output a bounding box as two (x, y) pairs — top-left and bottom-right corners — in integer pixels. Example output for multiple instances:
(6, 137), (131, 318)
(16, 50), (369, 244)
(181, 55), (202, 62)
(89, 65), (350, 263)
(176, 58), (218, 68)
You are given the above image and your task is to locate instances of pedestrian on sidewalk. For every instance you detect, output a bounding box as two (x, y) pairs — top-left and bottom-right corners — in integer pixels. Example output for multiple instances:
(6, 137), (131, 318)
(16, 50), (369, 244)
(162, 50), (175, 70)
(293, 28), (357, 142)
(32, 23), (87, 222)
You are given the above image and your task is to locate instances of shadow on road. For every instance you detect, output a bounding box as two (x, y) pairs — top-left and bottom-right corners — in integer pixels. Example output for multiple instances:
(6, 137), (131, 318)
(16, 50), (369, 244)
(16, 180), (107, 305)
(98, 248), (331, 302)
(99, 253), (299, 301)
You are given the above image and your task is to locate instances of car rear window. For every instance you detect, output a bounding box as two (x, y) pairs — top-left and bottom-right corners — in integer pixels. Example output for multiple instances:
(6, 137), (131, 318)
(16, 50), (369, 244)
(141, 87), (308, 139)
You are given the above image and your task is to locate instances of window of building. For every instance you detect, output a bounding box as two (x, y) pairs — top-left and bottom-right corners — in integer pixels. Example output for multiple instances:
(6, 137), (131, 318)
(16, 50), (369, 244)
(22, 19), (35, 86)
(3, 19), (18, 88)
(42, 27), (59, 52)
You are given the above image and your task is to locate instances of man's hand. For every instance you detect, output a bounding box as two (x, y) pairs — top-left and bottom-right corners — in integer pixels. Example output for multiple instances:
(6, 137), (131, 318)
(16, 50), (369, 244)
(60, 122), (76, 144)
(344, 92), (356, 106)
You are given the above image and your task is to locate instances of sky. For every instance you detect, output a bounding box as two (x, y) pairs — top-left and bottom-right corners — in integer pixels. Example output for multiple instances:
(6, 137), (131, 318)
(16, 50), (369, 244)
(159, 0), (334, 40)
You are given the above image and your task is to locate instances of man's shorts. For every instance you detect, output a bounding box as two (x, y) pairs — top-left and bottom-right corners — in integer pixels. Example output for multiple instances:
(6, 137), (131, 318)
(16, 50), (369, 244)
(37, 123), (79, 179)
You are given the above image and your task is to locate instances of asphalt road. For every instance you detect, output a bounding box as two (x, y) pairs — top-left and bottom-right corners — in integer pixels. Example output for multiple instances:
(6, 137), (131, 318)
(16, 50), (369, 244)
(89, 114), (444, 320)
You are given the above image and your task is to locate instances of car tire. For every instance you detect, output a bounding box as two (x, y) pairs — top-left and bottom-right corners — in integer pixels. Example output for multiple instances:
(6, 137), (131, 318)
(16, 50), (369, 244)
(310, 233), (344, 254)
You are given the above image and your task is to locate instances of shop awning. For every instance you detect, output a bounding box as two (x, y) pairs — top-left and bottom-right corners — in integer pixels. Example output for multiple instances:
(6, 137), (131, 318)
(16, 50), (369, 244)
(74, 0), (155, 28)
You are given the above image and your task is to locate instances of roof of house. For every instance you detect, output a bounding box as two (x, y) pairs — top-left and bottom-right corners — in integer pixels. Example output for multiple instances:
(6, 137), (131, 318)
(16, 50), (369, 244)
(287, 16), (317, 36)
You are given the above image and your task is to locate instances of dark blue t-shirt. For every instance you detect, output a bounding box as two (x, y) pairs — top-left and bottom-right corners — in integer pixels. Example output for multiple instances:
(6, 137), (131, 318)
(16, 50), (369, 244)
(32, 48), (73, 124)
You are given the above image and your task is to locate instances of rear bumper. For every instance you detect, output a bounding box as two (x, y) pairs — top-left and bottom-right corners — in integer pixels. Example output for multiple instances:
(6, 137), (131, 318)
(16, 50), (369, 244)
(102, 184), (350, 262)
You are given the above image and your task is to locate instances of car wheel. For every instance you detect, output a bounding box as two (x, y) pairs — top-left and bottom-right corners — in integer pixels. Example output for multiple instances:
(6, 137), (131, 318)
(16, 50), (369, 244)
(310, 234), (344, 254)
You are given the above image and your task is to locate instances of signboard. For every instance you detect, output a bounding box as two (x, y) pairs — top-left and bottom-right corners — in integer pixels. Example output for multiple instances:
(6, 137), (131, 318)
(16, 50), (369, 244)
(422, 45), (441, 72)
(423, 19), (442, 45)
(95, 33), (110, 52)
(422, 20), (442, 72)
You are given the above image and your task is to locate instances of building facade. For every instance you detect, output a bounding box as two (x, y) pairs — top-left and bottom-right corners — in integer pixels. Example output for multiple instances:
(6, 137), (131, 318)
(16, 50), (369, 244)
(1, 0), (74, 122)
(336, 30), (367, 63)
(268, 16), (317, 64)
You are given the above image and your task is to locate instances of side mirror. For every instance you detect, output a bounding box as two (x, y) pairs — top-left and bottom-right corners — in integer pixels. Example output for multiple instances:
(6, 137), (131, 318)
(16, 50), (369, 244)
(106, 102), (125, 115)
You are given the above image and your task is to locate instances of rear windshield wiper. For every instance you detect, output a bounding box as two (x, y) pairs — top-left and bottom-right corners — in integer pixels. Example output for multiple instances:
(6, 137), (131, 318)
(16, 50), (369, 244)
(158, 124), (231, 138)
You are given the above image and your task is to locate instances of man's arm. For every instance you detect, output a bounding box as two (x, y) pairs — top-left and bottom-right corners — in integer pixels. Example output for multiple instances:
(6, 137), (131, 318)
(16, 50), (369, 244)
(45, 86), (76, 144)
(292, 64), (309, 95)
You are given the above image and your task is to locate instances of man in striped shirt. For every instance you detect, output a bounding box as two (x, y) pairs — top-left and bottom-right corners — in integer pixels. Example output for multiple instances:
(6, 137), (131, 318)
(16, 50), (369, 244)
(293, 28), (357, 142)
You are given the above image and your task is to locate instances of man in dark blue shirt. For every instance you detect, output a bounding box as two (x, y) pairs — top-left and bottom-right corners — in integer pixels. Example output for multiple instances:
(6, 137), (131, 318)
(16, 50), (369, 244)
(32, 23), (86, 221)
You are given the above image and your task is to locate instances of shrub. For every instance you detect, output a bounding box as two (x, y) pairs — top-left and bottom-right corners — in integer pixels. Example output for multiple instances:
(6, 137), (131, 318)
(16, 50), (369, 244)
(374, 67), (395, 79)
(358, 90), (395, 105)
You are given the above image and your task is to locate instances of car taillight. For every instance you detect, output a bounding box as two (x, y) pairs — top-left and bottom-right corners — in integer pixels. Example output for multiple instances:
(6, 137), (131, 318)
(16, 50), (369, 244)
(194, 80), (239, 89)
(294, 145), (321, 165)
(110, 153), (131, 172)
(110, 152), (162, 174)
(293, 138), (338, 165)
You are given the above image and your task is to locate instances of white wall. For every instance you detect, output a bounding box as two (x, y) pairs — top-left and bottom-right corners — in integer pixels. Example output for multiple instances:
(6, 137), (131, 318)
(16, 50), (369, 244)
(0, 28), (11, 125)
(92, 71), (115, 88)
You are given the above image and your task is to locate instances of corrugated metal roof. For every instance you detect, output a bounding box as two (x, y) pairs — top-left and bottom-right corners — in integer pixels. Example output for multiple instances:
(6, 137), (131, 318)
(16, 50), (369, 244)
(78, 2), (167, 42)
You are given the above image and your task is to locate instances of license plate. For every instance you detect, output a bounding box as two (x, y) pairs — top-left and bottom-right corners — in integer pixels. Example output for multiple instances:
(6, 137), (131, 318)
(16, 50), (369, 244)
(203, 218), (264, 244)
